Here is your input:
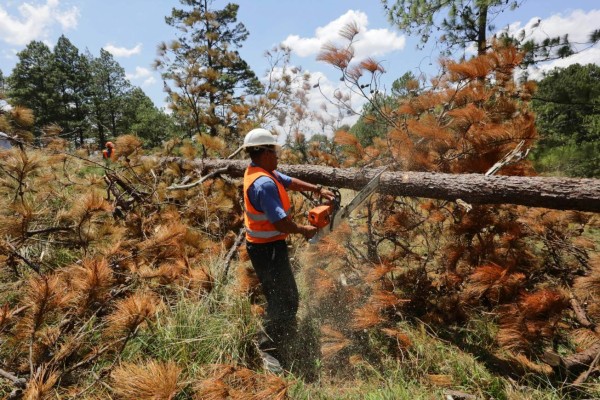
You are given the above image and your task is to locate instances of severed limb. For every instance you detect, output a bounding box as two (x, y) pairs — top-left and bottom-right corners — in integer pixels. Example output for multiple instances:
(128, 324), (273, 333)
(167, 167), (229, 191)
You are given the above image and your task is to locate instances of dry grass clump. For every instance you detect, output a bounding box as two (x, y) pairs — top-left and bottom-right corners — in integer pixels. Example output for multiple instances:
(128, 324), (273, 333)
(104, 292), (161, 338)
(193, 364), (288, 400)
(111, 360), (182, 399)
(67, 257), (114, 313)
(22, 366), (59, 400)
(15, 274), (70, 340)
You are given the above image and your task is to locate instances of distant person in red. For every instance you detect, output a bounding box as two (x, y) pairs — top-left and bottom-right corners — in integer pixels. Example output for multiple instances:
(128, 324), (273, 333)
(102, 141), (115, 161)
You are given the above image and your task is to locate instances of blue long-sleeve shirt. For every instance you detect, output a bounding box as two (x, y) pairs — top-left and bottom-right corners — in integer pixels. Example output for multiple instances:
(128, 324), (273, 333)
(247, 164), (292, 223)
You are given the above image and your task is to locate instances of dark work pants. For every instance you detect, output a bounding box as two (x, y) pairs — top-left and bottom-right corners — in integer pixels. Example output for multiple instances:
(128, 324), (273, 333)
(246, 239), (299, 362)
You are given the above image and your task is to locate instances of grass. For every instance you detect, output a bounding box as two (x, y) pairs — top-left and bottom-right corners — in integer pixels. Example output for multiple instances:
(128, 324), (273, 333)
(123, 280), (261, 377)
(75, 164), (106, 178)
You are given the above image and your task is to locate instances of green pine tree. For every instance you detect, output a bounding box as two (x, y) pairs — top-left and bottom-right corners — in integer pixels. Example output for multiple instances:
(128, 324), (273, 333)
(8, 41), (60, 134)
(531, 63), (600, 177)
(88, 49), (131, 146)
(121, 87), (180, 147)
(155, 0), (262, 140)
(53, 35), (92, 145)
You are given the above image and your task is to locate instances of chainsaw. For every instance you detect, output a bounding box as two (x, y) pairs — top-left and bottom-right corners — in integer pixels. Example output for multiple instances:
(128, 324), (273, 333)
(306, 167), (386, 244)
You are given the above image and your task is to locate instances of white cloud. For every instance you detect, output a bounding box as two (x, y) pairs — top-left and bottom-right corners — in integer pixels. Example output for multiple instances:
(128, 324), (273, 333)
(0, 0), (79, 46)
(126, 66), (152, 80)
(526, 47), (600, 80)
(502, 9), (600, 79)
(508, 9), (600, 45)
(126, 66), (156, 87)
(282, 10), (405, 60)
(141, 76), (156, 87)
(103, 43), (142, 58)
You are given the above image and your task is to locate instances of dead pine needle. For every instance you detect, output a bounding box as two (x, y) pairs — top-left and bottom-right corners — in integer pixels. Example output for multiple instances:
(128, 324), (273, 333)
(111, 360), (182, 400)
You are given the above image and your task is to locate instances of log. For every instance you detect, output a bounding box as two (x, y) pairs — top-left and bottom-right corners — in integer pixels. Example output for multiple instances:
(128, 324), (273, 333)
(152, 157), (600, 213)
(561, 342), (600, 370)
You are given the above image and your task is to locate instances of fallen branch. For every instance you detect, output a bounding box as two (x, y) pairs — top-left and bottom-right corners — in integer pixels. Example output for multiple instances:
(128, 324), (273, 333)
(64, 336), (127, 374)
(167, 167), (229, 190)
(223, 227), (245, 277)
(0, 368), (26, 388)
(562, 342), (600, 370)
(105, 173), (148, 202)
(4, 241), (41, 274)
(570, 293), (595, 329)
(26, 225), (75, 237)
(573, 348), (600, 386)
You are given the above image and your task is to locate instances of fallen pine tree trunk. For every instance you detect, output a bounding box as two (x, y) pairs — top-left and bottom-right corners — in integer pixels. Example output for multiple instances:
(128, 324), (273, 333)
(155, 157), (600, 213)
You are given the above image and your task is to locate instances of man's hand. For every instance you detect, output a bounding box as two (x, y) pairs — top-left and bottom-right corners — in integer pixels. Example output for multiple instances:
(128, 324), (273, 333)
(273, 217), (317, 239)
(319, 187), (336, 202)
(301, 225), (318, 240)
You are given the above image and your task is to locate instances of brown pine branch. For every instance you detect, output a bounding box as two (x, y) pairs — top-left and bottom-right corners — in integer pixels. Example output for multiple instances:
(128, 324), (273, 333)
(562, 342), (600, 370)
(64, 335), (128, 374)
(26, 225), (76, 237)
(0, 368), (27, 388)
(105, 173), (148, 203)
(223, 227), (245, 277)
(569, 293), (595, 329)
(4, 241), (41, 274)
(167, 166), (229, 190)
(573, 349), (600, 386)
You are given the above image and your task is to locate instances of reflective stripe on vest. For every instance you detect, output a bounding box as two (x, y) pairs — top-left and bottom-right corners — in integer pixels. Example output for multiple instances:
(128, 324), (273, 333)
(243, 166), (291, 244)
(245, 210), (269, 221)
(245, 227), (284, 238)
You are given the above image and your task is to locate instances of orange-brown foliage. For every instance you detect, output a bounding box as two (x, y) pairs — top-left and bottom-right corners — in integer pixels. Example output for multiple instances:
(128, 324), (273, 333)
(446, 57), (493, 80)
(316, 43), (353, 69)
(462, 264), (525, 305)
(497, 289), (568, 352)
(22, 366), (59, 399)
(321, 325), (351, 359)
(351, 304), (385, 330)
(68, 257), (114, 313)
(359, 58), (385, 74)
(111, 360), (181, 400)
(114, 134), (143, 159)
(15, 274), (69, 340)
(194, 364), (288, 400)
(104, 292), (160, 338)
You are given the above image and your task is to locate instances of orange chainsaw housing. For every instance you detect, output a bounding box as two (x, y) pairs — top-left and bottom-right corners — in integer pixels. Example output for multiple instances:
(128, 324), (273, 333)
(308, 205), (333, 228)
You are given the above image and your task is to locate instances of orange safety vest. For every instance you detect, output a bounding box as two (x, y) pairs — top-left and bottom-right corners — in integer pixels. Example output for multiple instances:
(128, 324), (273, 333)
(102, 148), (114, 160)
(243, 165), (291, 243)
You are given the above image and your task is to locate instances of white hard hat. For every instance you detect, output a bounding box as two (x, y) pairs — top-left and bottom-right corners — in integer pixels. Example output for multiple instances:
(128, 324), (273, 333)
(243, 128), (278, 148)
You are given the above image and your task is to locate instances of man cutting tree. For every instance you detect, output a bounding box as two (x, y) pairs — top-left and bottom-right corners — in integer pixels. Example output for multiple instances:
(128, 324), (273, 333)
(242, 128), (335, 373)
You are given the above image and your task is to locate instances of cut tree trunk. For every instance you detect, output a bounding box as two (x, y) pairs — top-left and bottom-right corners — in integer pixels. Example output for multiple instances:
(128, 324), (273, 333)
(156, 157), (600, 213)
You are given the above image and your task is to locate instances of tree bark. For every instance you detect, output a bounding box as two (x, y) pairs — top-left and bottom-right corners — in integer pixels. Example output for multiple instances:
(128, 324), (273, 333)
(561, 342), (600, 370)
(156, 157), (600, 213)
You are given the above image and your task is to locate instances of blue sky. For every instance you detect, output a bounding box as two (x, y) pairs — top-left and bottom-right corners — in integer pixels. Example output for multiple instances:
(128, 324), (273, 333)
(0, 0), (599, 136)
